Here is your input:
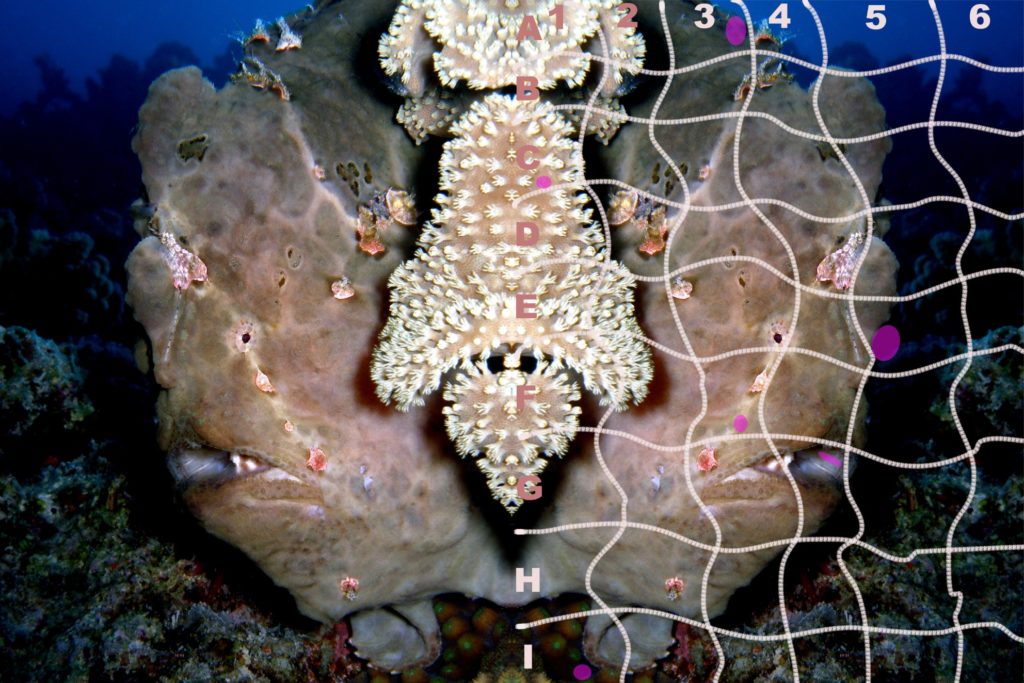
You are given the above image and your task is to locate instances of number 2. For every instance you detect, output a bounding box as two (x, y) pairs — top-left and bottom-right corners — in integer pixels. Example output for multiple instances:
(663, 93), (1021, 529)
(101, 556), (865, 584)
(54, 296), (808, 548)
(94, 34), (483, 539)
(617, 3), (638, 28)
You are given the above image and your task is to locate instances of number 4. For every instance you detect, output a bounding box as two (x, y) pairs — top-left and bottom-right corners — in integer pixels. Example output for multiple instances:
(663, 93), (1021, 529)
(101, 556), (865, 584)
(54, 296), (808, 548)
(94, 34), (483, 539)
(866, 4), (886, 30)
(769, 3), (790, 30)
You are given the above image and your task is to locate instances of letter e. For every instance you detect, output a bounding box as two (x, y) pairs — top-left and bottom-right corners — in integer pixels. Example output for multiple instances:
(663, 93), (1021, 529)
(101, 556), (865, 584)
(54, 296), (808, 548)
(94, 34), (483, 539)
(516, 293), (537, 318)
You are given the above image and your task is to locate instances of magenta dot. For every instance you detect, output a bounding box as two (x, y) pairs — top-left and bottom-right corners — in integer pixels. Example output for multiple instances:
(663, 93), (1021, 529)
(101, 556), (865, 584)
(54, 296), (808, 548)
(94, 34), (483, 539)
(536, 175), (552, 189)
(573, 664), (592, 680)
(871, 324), (900, 361)
(733, 414), (748, 433)
(725, 16), (747, 46)
(818, 451), (842, 468)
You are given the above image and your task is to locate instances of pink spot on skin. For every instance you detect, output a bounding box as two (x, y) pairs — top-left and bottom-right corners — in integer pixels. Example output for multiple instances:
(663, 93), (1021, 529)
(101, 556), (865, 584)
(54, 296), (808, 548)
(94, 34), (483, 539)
(572, 664), (592, 681)
(818, 451), (842, 468)
(817, 232), (866, 291)
(306, 446), (327, 472)
(358, 238), (385, 256)
(536, 175), (552, 189)
(639, 232), (667, 255)
(733, 414), (748, 433)
(339, 576), (359, 600)
(331, 277), (355, 300)
(159, 231), (207, 290)
(254, 368), (275, 393)
(725, 16), (747, 46)
(665, 576), (686, 600)
(697, 446), (718, 472)
(748, 368), (769, 393)
(670, 278), (693, 300)
(872, 324), (900, 361)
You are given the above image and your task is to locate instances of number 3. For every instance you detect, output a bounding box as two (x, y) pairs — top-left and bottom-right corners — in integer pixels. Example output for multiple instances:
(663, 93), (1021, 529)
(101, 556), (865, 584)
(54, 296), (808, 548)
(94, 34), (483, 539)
(694, 3), (715, 29)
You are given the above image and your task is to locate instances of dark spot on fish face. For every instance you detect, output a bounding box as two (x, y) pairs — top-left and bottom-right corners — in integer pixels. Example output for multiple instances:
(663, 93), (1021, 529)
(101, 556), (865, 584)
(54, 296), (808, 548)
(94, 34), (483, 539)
(177, 134), (209, 162)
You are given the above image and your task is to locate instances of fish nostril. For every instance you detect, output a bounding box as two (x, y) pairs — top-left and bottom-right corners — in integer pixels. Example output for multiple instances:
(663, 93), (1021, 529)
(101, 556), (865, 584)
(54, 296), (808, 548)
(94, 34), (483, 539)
(484, 355), (504, 374)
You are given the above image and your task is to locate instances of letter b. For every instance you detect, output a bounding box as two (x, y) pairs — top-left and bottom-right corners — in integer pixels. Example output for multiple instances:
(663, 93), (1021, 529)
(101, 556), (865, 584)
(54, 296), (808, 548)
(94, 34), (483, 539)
(516, 76), (539, 101)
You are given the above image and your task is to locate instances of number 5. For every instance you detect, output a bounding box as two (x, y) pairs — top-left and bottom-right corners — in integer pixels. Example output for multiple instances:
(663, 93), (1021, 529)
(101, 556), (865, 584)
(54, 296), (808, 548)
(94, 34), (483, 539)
(866, 4), (886, 30)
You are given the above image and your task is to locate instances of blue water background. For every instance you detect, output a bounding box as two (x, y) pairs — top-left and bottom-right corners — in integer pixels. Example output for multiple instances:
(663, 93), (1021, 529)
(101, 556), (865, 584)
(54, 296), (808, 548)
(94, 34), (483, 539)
(0, 0), (297, 116)
(719, 0), (1023, 110)
(1, 1), (1021, 116)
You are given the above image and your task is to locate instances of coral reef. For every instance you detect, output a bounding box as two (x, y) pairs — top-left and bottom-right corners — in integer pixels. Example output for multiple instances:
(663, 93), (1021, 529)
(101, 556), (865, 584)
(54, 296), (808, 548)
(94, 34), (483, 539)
(0, 325), (92, 469)
(379, 0), (644, 94)
(0, 210), (122, 341)
(122, 0), (902, 673)
(0, 451), (374, 682)
(371, 94), (652, 511)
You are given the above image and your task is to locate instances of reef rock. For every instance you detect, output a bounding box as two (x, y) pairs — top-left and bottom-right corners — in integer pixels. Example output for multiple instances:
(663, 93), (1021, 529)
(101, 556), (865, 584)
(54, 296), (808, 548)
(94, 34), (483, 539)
(126, 0), (897, 672)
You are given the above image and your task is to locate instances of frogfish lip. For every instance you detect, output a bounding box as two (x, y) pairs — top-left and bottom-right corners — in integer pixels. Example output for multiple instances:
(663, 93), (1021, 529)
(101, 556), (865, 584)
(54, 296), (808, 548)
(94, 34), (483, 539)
(168, 445), (273, 488)
(710, 446), (849, 520)
(789, 447), (850, 485)
(743, 447), (848, 483)
(168, 445), (320, 524)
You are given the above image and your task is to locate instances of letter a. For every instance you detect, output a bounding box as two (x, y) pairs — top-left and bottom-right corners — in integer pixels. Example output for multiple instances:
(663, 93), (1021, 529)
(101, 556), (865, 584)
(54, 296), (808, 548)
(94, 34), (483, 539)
(516, 15), (542, 41)
(515, 293), (538, 318)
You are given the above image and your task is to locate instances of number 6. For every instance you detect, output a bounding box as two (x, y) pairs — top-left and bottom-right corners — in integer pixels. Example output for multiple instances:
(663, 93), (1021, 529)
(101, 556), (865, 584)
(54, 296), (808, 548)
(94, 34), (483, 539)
(970, 4), (990, 29)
